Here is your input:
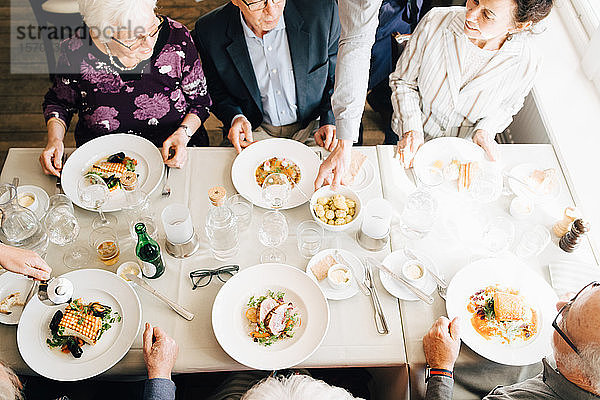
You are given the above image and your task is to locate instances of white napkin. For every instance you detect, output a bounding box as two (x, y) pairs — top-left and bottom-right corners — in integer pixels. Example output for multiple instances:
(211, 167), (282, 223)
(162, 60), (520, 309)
(548, 260), (600, 296)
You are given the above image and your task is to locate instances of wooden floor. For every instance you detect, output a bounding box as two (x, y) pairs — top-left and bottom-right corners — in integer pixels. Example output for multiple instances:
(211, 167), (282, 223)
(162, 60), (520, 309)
(0, 0), (385, 170)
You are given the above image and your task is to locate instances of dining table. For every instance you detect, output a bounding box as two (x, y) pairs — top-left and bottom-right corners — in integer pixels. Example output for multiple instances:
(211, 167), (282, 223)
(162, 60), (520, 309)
(0, 143), (597, 400)
(0, 146), (407, 379)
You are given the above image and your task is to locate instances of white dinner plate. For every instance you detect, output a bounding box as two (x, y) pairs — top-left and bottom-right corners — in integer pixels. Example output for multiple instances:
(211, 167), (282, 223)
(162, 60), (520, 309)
(17, 269), (142, 381)
(305, 249), (365, 300)
(0, 272), (33, 325)
(17, 185), (50, 219)
(348, 159), (375, 192)
(412, 137), (485, 188)
(61, 134), (164, 212)
(445, 258), (558, 366)
(379, 250), (438, 301)
(231, 138), (321, 209)
(508, 163), (560, 204)
(212, 263), (329, 370)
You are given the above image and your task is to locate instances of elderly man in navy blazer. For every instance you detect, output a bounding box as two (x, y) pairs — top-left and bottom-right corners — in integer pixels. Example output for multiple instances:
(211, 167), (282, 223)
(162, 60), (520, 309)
(192, 0), (340, 153)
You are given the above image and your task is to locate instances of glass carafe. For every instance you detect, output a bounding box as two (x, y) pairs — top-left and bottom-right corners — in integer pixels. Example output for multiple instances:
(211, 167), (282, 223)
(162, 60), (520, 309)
(0, 183), (49, 254)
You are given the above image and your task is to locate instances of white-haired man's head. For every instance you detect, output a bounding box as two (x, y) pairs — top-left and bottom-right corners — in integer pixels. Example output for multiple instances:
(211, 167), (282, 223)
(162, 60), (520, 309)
(552, 283), (600, 394)
(242, 374), (362, 400)
(78, 0), (157, 43)
(0, 361), (23, 400)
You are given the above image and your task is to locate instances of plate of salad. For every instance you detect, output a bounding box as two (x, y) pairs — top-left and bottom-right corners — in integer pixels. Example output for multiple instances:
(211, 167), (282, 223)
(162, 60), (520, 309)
(212, 263), (329, 370)
(61, 134), (164, 212)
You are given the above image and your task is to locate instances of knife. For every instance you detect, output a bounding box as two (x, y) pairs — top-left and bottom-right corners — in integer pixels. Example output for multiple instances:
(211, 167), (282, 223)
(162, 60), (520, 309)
(404, 248), (448, 289)
(362, 258), (389, 335)
(369, 259), (435, 305)
(55, 153), (67, 195)
(126, 274), (195, 321)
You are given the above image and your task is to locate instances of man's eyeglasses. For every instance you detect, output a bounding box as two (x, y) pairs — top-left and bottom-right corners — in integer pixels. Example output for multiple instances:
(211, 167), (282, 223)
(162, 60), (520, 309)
(552, 281), (600, 354)
(189, 265), (239, 289)
(240, 0), (284, 12)
(111, 16), (164, 51)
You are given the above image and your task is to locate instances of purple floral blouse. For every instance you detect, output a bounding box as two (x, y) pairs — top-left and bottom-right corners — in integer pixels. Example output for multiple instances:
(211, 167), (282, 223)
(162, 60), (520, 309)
(43, 17), (211, 147)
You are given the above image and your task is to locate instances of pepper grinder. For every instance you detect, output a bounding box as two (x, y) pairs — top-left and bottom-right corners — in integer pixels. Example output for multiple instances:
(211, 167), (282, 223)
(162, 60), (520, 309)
(559, 219), (590, 253)
(552, 207), (579, 237)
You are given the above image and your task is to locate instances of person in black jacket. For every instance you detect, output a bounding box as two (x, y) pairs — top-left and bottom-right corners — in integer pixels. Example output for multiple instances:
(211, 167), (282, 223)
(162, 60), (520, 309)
(192, 0), (340, 153)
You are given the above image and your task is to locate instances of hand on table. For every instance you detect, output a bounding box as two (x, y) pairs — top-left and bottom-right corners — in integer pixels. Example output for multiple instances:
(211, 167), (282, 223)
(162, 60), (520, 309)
(314, 125), (337, 152)
(229, 116), (254, 154)
(162, 131), (190, 169)
(396, 130), (423, 168)
(472, 130), (499, 161)
(143, 323), (178, 380)
(0, 244), (51, 281)
(423, 316), (461, 370)
(314, 139), (352, 190)
(39, 139), (65, 177)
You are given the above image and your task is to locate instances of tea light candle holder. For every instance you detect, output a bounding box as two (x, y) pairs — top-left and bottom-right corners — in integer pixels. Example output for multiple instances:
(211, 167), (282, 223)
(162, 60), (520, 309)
(357, 199), (392, 251)
(161, 204), (199, 258)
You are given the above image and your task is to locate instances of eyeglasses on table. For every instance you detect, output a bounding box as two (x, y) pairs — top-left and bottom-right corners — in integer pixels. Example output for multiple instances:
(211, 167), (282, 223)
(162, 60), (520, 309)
(189, 265), (239, 289)
(552, 280), (599, 355)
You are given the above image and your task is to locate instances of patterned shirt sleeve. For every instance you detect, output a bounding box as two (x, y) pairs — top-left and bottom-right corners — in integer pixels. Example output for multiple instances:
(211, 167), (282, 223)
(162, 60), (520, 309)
(180, 28), (212, 122)
(42, 40), (81, 129)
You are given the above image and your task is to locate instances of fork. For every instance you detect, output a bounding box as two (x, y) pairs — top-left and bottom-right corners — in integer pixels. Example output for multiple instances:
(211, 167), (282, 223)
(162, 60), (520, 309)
(161, 166), (171, 197)
(362, 258), (389, 335)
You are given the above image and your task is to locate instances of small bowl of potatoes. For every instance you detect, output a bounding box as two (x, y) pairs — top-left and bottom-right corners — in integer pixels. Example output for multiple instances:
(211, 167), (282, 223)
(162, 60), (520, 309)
(310, 185), (362, 232)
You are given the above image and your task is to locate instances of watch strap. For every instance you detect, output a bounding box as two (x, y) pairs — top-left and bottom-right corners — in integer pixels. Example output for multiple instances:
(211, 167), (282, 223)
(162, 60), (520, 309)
(178, 124), (193, 138)
(425, 367), (453, 383)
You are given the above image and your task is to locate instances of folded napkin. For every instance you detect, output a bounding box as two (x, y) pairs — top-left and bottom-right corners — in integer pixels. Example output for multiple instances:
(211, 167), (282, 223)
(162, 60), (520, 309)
(548, 260), (600, 296)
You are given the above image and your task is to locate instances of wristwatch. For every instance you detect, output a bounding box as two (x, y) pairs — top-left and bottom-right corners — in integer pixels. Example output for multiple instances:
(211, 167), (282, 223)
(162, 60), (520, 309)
(425, 366), (453, 383)
(178, 124), (194, 138)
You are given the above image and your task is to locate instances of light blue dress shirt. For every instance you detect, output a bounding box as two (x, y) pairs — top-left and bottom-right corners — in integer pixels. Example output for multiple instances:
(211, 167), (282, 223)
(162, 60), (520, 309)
(240, 13), (298, 126)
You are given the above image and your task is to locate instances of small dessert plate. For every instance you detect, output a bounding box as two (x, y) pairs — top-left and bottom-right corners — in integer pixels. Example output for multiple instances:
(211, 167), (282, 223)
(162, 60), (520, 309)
(379, 250), (439, 301)
(17, 185), (49, 219)
(306, 249), (365, 300)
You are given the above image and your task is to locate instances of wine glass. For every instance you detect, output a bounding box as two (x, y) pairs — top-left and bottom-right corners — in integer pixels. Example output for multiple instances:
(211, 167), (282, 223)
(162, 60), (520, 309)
(258, 210), (289, 263)
(44, 194), (90, 269)
(259, 173), (291, 262)
(124, 189), (157, 240)
(261, 173), (291, 209)
(77, 173), (117, 229)
(399, 188), (438, 240)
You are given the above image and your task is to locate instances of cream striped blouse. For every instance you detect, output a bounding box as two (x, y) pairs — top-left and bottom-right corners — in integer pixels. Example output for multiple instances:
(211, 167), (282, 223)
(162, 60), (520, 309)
(389, 7), (540, 141)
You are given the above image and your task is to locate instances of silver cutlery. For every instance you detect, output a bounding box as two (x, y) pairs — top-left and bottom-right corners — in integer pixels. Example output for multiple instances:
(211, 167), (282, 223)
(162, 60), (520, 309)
(362, 258), (389, 334)
(126, 274), (194, 320)
(161, 166), (171, 197)
(333, 250), (369, 295)
(404, 248), (448, 289)
(12, 177), (19, 188)
(368, 257), (435, 305)
(55, 153), (67, 194)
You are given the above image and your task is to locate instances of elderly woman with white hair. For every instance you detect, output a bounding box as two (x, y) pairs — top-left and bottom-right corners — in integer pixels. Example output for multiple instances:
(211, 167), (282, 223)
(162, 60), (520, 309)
(40, 0), (211, 175)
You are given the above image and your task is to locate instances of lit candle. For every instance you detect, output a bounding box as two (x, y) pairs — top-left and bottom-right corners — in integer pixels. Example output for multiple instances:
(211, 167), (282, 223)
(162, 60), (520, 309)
(161, 204), (194, 244)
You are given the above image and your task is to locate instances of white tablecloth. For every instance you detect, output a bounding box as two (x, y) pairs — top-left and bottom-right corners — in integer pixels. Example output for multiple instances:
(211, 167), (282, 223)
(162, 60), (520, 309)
(377, 144), (597, 399)
(0, 147), (407, 377)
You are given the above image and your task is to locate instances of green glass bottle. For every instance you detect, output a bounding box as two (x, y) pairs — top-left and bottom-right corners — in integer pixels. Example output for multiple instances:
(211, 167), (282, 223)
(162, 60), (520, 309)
(135, 222), (165, 279)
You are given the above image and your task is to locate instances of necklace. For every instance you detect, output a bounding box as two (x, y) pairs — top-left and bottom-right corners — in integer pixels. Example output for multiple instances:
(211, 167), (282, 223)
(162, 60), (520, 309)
(104, 43), (140, 71)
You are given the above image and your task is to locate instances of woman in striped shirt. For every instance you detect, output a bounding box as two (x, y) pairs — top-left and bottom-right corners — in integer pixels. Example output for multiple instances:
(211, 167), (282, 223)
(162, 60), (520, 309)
(390, 0), (553, 164)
